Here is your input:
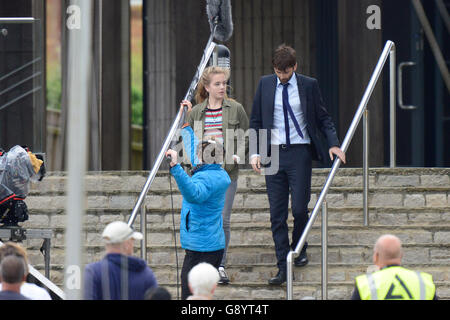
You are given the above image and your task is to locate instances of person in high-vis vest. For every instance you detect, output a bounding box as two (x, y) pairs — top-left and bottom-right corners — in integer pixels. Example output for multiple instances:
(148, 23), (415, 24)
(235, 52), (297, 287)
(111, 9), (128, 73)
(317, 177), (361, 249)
(351, 234), (438, 300)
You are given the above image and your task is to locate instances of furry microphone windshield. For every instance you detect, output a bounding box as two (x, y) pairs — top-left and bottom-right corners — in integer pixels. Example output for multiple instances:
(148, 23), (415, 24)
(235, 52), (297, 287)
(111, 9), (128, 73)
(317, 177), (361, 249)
(206, 0), (233, 42)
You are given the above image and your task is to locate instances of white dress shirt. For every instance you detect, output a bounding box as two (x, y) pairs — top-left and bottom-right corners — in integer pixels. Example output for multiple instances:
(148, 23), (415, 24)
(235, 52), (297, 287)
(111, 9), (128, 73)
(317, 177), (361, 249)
(272, 74), (310, 145)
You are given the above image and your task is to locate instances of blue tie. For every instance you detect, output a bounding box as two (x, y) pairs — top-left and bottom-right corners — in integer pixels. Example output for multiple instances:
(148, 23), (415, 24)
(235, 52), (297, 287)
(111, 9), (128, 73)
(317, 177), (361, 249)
(282, 83), (304, 147)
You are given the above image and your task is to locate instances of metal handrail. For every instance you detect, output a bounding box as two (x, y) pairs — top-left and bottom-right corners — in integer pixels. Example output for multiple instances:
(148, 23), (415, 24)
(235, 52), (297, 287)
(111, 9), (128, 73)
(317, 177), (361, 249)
(0, 71), (41, 97)
(0, 86), (42, 112)
(0, 17), (36, 24)
(127, 29), (218, 228)
(286, 40), (396, 300)
(0, 58), (41, 82)
(435, 0), (450, 34)
(412, 0), (450, 93)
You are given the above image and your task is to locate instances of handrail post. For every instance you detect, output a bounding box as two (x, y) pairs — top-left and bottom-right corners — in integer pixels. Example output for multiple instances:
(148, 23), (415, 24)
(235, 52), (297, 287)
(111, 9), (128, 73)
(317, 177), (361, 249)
(140, 205), (147, 260)
(389, 45), (396, 168)
(321, 201), (328, 300)
(286, 251), (294, 300)
(363, 110), (369, 226)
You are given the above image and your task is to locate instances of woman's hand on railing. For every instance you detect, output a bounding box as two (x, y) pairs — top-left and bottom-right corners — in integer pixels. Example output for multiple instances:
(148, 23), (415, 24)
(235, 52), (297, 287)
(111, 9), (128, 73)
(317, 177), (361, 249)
(329, 147), (346, 164)
(180, 100), (193, 113)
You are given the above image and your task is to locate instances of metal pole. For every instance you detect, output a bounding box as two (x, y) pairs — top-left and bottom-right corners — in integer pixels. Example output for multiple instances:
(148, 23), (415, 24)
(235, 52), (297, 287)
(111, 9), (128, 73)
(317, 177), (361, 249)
(286, 41), (395, 300)
(435, 0), (450, 34)
(286, 251), (294, 300)
(389, 46), (396, 168)
(142, 0), (149, 169)
(140, 205), (147, 260)
(321, 201), (328, 300)
(363, 110), (369, 226)
(44, 239), (51, 279)
(412, 0), (450, 93)
(64, 0), (93, 300)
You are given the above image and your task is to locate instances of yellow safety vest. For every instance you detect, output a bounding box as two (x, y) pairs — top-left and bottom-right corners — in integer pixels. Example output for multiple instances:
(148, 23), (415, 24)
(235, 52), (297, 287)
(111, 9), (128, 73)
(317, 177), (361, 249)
(355, 266), (436, 300)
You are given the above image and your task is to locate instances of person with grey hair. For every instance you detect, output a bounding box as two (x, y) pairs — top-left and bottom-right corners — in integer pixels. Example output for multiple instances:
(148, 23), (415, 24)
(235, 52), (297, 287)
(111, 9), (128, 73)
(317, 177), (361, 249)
(187, 262), (220, 300)
(351, 234), (438, 300)
(84, 221), (158, 300)
(0, 255), (30, 300)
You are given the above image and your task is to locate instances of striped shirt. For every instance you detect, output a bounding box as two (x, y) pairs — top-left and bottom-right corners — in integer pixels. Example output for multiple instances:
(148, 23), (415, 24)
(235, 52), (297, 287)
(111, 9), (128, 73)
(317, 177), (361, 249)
(204, 107), (223, 143)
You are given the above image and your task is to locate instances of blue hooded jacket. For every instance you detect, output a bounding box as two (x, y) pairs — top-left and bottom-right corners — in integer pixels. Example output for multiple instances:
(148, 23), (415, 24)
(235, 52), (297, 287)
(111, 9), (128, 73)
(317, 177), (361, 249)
(84, 253), (158, 300)
(170, 163), (230, 252)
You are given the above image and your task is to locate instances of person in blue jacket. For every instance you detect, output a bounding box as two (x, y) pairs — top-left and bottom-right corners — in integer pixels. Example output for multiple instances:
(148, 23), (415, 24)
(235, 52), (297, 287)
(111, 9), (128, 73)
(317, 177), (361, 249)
(83, 221), (158, 300)
(166, 125), (231, 300)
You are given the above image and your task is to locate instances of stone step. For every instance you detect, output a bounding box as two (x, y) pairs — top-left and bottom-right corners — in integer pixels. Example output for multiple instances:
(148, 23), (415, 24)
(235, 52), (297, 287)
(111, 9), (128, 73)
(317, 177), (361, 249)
(28, 182), (450, 196)
(33, 261), (450, 278)
(27, 178), (450, 197)
(24, 243), (450, 288)
(161, 281), (450, 300)
(22, 207), (450, 232)
(26, 261), (450, 300)
(29, 168), (450, 194)
(146, 244), (450, 266)
(17, 225), (450, 252)
(23, 242), (450, 266)
(29, 260), (450, 300)
(24, 188), (450, 212)
(149, 263), (450, 283)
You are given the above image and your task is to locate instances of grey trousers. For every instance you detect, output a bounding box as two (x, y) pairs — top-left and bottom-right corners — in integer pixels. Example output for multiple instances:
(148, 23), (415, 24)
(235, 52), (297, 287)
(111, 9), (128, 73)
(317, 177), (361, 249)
(220, 178), (237, 267)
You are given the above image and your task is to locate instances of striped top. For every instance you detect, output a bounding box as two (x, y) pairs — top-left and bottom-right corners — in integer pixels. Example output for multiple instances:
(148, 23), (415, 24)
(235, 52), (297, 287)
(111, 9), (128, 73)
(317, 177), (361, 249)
(204, 107), (223, 143)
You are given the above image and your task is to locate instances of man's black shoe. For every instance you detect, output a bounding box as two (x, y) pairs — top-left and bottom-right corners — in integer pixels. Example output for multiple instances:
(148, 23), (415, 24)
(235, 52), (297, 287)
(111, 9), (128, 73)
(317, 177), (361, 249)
(294, 252), (308, 267)
(268, 270), (287, 285)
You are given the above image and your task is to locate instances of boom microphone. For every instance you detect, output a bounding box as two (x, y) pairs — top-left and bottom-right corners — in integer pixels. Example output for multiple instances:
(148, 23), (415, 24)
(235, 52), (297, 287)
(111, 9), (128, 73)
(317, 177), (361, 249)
(206, 0), (233, 42)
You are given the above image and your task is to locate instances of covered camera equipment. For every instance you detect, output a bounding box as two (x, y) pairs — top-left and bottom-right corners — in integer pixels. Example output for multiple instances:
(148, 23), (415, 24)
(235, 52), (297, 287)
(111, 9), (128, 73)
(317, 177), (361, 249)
(0, 145), (45, 227)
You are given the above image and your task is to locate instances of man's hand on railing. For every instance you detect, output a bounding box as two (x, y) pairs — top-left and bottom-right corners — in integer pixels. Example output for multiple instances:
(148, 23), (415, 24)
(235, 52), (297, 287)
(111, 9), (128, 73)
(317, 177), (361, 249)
(329, 146), (346, 164)
(250, 155), (261, 174)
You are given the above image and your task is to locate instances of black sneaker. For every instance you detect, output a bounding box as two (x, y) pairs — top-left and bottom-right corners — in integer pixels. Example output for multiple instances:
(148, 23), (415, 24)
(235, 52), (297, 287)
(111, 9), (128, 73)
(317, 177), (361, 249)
(218, 266), (230, 285)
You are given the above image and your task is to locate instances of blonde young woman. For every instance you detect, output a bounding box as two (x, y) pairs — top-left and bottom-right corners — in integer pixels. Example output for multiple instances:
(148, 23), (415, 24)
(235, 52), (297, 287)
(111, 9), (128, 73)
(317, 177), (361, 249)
(181, 66), (249, 284)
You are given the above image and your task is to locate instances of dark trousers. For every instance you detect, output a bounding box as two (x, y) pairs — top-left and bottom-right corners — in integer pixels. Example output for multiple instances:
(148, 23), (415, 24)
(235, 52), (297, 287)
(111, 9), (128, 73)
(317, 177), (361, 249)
(265, 144), (312, 272)
(180, 249), (224, 300)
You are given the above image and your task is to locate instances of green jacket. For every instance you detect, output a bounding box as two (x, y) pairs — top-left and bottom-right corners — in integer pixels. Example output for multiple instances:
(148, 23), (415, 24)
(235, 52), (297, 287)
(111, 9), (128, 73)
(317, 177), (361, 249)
(186, 98), (249, 181)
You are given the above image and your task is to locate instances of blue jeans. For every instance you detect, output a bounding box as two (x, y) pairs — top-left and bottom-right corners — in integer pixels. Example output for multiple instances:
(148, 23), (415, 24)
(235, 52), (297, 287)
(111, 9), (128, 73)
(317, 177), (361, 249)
(220, 179), (237, 267)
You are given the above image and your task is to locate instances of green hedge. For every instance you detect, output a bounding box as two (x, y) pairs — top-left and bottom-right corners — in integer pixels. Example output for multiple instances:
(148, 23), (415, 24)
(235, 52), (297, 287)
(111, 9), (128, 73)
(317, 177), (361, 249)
(46, 74), (143, 126)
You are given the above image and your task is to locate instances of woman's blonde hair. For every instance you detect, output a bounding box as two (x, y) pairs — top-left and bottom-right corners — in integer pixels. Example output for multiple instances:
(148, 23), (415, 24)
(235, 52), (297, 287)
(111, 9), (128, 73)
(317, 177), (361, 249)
(195, 66), (231, 104)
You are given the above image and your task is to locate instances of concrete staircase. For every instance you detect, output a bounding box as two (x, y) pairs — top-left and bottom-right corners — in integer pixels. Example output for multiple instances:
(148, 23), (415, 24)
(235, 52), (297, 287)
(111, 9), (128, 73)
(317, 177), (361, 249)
(20, 168), (450, 300)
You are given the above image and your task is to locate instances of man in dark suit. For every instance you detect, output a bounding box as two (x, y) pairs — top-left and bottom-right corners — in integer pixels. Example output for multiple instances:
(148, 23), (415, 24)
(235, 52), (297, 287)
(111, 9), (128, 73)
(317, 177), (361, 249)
(249, 45), (345, 285)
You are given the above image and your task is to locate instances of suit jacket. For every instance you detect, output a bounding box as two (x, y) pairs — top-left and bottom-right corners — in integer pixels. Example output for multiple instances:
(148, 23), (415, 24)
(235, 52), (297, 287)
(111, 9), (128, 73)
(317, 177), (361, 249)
(249, 73), (340, 162)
